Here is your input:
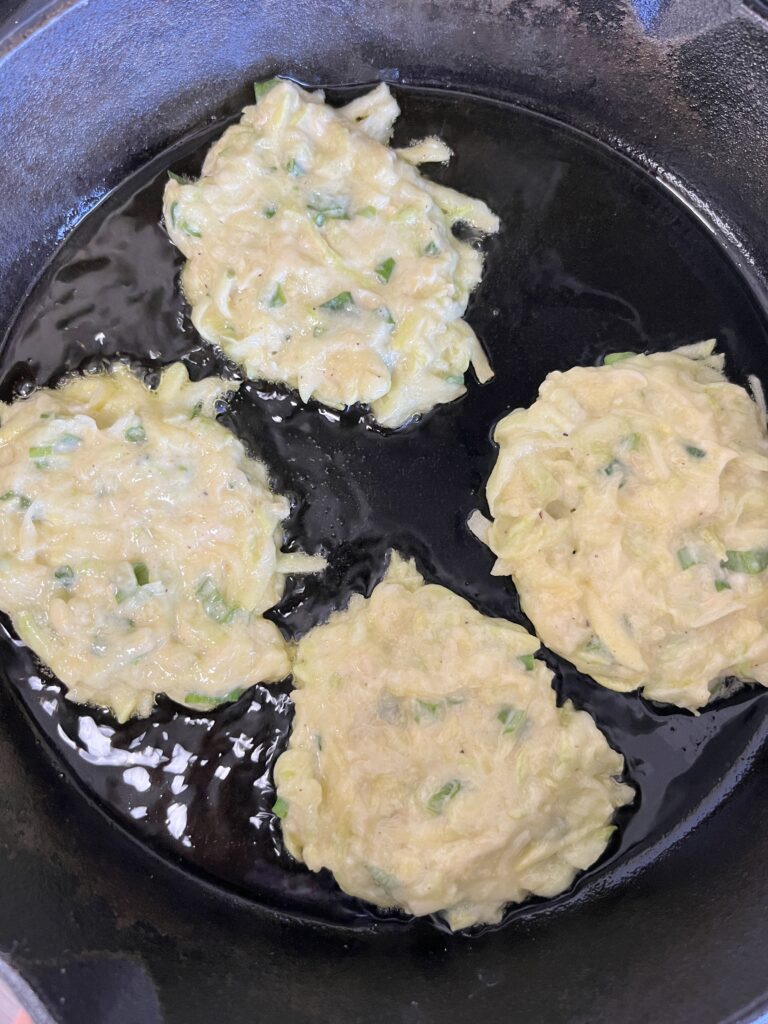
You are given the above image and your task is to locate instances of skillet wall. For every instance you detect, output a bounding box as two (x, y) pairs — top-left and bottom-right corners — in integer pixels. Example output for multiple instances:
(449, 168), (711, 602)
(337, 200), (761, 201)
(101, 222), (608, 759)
(2, 1), (768, 1022)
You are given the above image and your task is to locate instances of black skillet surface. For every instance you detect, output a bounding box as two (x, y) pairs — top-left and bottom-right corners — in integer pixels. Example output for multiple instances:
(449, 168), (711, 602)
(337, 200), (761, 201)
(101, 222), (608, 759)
(4, 2), (768, 1023)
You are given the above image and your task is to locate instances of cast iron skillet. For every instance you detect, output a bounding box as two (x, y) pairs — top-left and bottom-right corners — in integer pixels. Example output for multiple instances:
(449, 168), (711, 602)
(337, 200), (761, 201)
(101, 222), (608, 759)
(3, 1), (768, 1022)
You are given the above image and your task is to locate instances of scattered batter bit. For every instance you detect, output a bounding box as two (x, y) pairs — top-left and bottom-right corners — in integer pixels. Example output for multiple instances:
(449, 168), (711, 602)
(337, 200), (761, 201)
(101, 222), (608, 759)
(273, 552), (632, 930)
(0, 364), (323, 720)
(472, 342), (768, 711)
(163, 79), (499, 428)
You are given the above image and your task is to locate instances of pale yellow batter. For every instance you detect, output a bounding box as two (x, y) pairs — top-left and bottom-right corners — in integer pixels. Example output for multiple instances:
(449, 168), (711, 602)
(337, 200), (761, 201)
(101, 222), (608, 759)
(475, 342), (768, 710)
(164, 80), (498, 427)
(274, 553), (632, 929)
(0, 363), (323, 720)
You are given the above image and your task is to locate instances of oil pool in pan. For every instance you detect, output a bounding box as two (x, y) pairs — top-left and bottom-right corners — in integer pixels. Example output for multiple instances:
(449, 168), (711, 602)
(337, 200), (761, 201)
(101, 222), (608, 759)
(2, 83), (768, 931)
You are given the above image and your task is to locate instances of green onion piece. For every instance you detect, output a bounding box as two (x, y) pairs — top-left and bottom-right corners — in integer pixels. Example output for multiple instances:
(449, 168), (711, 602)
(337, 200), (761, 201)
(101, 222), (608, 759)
(602, 458), (626, 478)
(54, 433), (81, 453)
(622, 432), (641, 451)
(254, 77), (280, 98)
(272, 797), (289, 819)
(190, 402), (203, 419)
(124, 425), (147, 444)
(715, 579), (731, 592)
(264, 204), (277, 219)
(169, 201), (201, 236)
(583, 636), (612, 660)
(367, 864), (396, 895)
(414, 698), (443, 723)
(604, 351), (635, 365)
(132, 562), (149, 587)
(29, 445), (53, 459)
(497, 706), (525, 734)
(319, 291), (354, 312)
(168, 171), (188, 184)
(269, 284), (286, 308)
(307, 195), (349, 222)
(356, 205), (377, 218)
(427, 779), (462, 815)
(685, 445), (706, 459)
(424, 241), (440, 256)
(677, 546), (696, 570)
(286, 158), (304, 177)
(184, 687), (244, 708)
(377, 306), (395, 326)
(197, 576), (237, 623)
(518, 654), (535, 671)
(54, 565), (75, 588)
(375, 257), (396, 283)
(0, 491), (29, 508)
(722, 549), (768, 575)
(40, 412), (54, 419)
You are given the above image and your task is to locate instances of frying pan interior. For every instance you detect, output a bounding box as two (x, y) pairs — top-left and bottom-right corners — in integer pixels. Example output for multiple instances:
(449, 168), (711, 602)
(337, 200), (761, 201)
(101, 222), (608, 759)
(2, 2), (768, 1023)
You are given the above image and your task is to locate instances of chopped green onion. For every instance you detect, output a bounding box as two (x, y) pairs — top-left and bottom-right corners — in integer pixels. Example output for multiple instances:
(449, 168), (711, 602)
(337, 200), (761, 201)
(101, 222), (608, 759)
(677, 546), (696, 570)
(685, 445), (706, 459)
(427, 779), (462, 815)
(197, 576), (237, 623)
(424, 241), (440, 256)
(168, 201), (202, 237)
(604, 351), (635, 365)
(414, 698), (443, 723)
(29, 445), (53, 459)
(0, 491), (30, 509)
(184, 687), (245, 709)
(367, 864), (396, 895)
(715, 579), (731, 592)
(269, 284), (286, 308)
(307, 195), (349, 224)
(190, 402), (203, 419)
(286, 158), (304, 177)
(168, 171), (188, 184)
(518, 654), (535, 671)
(377, 306), (395, 326)
(356, 205), (377, 218)
(39, 412), (54, 419)
(54, 433), (81, 453)
(602, 458), (626, 478)
(722, 549), (768, 575)
(583, 636), (612, 661)
(54, 565), (75, 588)
(375, 257), (396, 283)
(253, 77), (280, 98)
(319, 291), (354, 312)
(622, 432), (641, 451)
(124, 425), (147, 444)
(272, 797), (289, 819)
(132, 562), (149, 587)
(497, 706), (525, 734)
(264, 204), (277, 218)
